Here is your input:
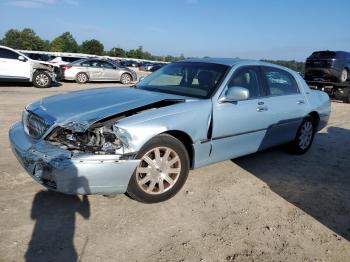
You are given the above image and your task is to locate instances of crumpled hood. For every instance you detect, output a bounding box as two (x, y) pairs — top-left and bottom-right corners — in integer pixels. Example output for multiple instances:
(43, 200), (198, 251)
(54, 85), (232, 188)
(31, 60), (58, 69)
(26, 87), (186, 130)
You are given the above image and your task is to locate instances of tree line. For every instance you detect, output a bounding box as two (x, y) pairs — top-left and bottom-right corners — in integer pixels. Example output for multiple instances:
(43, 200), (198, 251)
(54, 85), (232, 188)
(0, 28), (185, 62)
(261, 60), (305, 73)
(0, 28), (305, 70)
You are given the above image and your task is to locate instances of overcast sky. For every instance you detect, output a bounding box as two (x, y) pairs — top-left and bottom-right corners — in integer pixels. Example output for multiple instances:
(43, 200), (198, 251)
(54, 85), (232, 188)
(0, 0), (349, 61)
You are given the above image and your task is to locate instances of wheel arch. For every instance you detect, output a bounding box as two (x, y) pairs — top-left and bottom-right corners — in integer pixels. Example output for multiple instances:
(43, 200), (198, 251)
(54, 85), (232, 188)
(161, 130), (195, 169)
(308, 111), (320, 131)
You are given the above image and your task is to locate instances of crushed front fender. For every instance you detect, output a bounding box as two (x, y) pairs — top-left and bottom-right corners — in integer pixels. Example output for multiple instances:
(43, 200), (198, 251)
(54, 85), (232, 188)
(9, 122), (140, 195)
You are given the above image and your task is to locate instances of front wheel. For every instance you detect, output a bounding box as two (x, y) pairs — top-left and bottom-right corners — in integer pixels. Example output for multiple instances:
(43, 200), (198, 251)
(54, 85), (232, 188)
(33, 71), (52, 88)
(120, 73), (132, 85)
(288, 117), (315, 154)
(127, 134), (189, 203)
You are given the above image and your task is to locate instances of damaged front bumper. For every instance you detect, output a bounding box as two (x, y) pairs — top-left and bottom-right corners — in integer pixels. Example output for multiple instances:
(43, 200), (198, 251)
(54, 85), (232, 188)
(9, 122), (140, 195)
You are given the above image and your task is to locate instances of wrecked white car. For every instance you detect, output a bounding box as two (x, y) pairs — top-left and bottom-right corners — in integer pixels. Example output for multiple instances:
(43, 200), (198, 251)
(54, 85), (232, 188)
(9, 58), (330, 202)
(0, 45), (58, 88)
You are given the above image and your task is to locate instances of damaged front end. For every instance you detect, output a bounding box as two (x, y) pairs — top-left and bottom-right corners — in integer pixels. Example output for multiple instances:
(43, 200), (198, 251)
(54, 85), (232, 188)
(10, 99), (185, 195)
(33, 61), (58, 81)
(9, 120), (140, 195)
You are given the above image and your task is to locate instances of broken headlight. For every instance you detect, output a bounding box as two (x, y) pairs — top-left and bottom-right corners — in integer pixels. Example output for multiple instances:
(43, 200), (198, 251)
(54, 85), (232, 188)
(47, 126), (123, 154)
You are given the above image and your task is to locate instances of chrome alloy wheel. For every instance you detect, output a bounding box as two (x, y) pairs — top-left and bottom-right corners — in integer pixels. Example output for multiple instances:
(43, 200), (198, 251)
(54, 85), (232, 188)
(121, 74), (131, 84)
(36, 73), (49, 87)
(77, 73), (87, 83)
(136, 147), (181, 195)
(298, 121), (313, 150)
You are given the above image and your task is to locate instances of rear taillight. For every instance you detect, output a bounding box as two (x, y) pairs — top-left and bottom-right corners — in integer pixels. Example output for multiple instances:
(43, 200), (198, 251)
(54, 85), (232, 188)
(63, 66), (72, 70)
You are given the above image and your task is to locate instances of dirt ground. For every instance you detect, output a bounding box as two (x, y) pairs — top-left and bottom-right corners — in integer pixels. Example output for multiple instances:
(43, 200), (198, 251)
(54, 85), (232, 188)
(0, 81), (349, 262)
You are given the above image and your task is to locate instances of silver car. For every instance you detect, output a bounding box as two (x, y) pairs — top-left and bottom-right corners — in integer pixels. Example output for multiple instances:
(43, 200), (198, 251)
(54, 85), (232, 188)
(9, 58), (330, 203)
(62, 58), (137, 84)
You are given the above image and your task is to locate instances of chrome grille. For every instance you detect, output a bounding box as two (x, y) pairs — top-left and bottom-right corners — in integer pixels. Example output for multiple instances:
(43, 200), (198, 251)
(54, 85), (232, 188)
(23, 110), (51, 139)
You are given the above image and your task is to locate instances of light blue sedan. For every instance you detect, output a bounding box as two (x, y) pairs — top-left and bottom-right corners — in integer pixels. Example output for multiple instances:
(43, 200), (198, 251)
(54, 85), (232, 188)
(9, 58), (331, 203)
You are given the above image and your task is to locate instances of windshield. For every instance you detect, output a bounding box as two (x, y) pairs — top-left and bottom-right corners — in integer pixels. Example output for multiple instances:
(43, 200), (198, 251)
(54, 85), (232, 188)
(136, 62), (229, 98)
(310, 51), (336, 59)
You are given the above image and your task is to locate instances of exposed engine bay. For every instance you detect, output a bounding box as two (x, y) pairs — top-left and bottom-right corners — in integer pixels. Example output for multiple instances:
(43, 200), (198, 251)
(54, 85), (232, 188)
(48, 125), (122, 154)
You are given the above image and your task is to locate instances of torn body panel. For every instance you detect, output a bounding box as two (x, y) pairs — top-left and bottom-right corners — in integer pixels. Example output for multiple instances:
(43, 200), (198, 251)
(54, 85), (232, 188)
(32, 62), (55, 72)
(114, 99), (213, 167)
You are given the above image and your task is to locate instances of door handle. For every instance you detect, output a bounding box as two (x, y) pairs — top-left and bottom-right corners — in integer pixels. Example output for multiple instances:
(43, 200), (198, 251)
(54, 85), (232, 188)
(297, 100), (305, 105)
(256, 106), (268, 112)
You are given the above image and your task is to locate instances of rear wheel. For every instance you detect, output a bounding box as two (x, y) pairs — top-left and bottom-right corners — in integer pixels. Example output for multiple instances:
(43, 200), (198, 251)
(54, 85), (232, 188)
(288, 117), (315, 154)
(339, 69), (348, 83)
(33, 71), (52, 88)
(120, 73), (132, 85)
(127, 134), (189, 203)
(76, 72), (88, 84)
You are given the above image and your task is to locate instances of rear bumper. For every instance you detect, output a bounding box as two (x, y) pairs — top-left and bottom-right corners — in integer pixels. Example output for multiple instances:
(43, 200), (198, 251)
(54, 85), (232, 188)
(305, 67), (341, 81)
(9, 122), (140, 195)
(62, 73), (76, 81)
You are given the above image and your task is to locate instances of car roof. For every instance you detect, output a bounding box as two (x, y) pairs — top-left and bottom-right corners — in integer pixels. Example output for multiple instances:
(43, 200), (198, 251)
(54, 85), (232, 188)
(178, 57), (288, 69)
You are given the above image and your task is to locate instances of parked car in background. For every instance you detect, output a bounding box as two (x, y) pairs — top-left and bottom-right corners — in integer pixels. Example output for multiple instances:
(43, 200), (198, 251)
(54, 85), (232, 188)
(9, 58), (330, 203)
(22, 52), (56, 62)
(150, 63), (166, 72)
(0, 45), (58, 88)
(50, 56), (86, 66)
(305, 51), (350, 83)
(61, 58), (137, 84)
(140, 62), (155, 71)
(120, 60), (139, 67)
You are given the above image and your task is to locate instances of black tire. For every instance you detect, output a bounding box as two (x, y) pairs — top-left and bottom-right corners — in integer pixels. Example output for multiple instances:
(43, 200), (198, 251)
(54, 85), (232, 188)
(127, 134), (190, 203)
(288, 117), (316, 155)
(339, 69), (348, 83)
(120, 73), (132, 85)
(33, 71), (52, 88)
(76, 72), (89, 84)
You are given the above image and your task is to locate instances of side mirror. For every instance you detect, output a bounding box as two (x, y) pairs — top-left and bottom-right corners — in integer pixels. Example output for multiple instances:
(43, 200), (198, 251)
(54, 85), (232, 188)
(219, 86), (250, 103)
(18, 55), (27, 62)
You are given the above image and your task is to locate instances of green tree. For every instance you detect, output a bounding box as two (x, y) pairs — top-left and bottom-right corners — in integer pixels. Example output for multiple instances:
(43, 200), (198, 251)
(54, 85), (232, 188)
(1, 28), (48, 50)
(79, 39), (104, 55)
(50, 32), (78, 52)
(109, 47), (126, 57)
(164, 55), (175, 62)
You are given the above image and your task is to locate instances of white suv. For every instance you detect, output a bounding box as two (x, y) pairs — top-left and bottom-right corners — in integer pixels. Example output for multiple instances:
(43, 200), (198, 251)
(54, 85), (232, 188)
(0, 45), (58, 88)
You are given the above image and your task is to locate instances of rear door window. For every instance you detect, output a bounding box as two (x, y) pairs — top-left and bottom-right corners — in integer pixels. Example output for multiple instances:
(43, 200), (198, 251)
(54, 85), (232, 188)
(0, 48), (19, 59)
(262, 67), (300, 96)
(100, 61), (115, 69)
(81, 60), (91, 67)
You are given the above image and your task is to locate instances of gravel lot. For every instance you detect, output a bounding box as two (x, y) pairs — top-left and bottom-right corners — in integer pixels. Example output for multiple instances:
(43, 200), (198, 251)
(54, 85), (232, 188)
(0, 80), (349, 262)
